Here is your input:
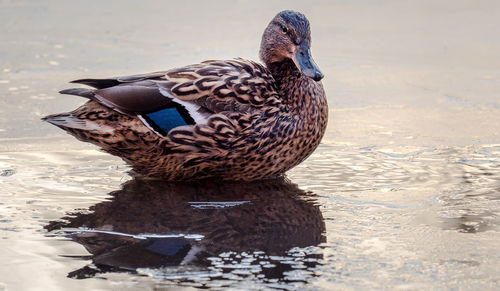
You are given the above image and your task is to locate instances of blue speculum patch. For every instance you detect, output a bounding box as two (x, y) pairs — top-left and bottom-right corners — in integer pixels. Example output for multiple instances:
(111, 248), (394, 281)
(143, 106), (194, 136)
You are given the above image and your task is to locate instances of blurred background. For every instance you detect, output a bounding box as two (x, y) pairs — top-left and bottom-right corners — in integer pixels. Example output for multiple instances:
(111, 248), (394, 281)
(1, 1), (500, 290)
(1, 0), (499, 151)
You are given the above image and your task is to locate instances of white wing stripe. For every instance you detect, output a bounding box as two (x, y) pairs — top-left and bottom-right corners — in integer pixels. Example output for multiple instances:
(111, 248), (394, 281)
(158, 88), (208, 124)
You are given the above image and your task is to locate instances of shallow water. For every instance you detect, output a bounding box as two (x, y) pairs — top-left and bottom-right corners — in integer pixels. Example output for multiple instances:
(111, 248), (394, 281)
(1, 1), (500, 290)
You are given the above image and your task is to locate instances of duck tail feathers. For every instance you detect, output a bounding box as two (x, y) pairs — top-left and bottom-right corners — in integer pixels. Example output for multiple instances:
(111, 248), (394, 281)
(59, 88), (95, 99)
(70, 78), (120, 89)
(42, 113), (114, 133)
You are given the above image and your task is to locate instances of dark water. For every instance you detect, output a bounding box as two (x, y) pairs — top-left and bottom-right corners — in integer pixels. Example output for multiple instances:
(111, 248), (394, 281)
(46, 178), (326, 287)
(1, 0), (500, 290)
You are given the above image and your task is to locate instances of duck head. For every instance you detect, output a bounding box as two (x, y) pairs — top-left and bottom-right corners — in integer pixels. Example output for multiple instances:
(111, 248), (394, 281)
(260, 10), (323, 81)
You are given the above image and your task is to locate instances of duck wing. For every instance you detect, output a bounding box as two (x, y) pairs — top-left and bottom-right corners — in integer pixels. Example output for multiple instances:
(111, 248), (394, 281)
(60, 59), (281, 136)
(64, 59), (280, 115)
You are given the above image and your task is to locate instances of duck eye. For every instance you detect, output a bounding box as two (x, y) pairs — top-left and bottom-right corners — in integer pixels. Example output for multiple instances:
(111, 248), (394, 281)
(281, 25), (288, 33)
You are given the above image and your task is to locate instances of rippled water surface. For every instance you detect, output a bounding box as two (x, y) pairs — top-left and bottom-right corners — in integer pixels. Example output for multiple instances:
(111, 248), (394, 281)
(1, 1), (500, 290)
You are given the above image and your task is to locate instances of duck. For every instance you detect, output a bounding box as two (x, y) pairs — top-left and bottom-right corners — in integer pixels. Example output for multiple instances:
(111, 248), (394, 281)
(43, 10), (328, 181)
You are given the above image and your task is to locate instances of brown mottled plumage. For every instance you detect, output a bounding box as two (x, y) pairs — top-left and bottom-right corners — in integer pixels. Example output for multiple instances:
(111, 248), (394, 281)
(43, 11), (328, 180)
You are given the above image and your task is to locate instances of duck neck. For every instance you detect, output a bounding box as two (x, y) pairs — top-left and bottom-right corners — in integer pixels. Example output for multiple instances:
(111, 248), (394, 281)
(268, 59), (310, 112)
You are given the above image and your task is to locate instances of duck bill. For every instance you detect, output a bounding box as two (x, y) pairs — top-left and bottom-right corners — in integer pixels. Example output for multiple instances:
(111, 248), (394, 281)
(292, 42), (324, 81)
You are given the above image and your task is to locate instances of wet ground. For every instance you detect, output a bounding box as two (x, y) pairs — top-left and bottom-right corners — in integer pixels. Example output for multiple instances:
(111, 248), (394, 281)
(1, 0), (500, 290)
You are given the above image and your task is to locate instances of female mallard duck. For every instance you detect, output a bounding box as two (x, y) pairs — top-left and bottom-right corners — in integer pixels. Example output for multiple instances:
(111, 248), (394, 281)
(43, 10), (327, 181)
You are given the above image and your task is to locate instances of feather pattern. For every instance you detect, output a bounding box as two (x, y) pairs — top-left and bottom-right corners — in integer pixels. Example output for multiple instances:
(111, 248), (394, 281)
(43, 11), (328, 180)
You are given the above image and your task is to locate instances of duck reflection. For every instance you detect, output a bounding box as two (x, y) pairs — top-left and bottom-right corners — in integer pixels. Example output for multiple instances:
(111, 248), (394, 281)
(46, 177), (325, 280)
